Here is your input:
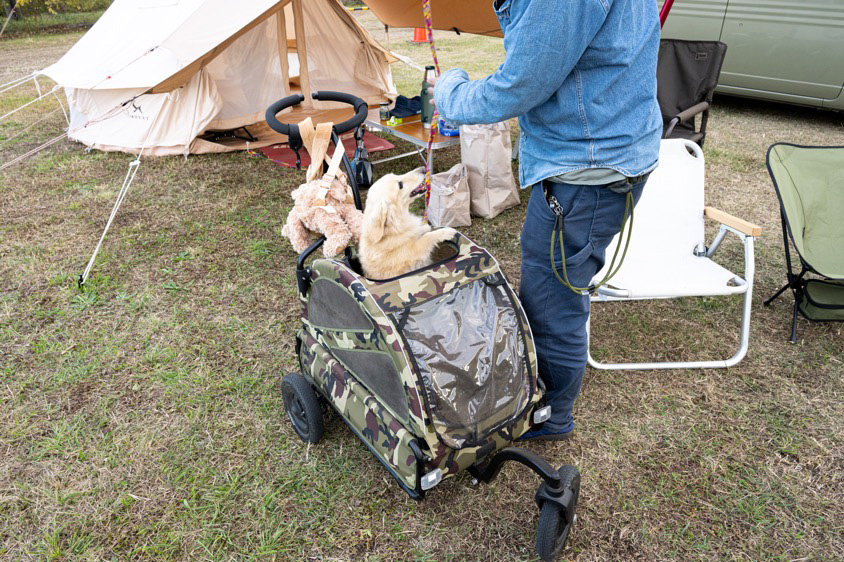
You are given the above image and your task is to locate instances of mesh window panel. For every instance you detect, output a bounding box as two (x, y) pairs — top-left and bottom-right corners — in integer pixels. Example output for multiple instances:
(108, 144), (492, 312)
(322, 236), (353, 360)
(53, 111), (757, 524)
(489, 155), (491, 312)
(331, 348), (409, 422)
(400, 279), (530, 449)
(308, 279), (372, 330)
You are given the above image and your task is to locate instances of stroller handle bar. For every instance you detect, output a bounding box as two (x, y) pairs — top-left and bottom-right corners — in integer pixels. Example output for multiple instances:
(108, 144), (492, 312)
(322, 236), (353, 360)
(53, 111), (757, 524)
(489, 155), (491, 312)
(265, 91), (369, 141)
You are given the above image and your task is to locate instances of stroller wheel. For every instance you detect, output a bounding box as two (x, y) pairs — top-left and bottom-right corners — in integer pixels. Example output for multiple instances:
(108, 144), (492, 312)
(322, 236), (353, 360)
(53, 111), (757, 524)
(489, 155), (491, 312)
(281, 373), (324, 444)
(536, 465), (580, 561)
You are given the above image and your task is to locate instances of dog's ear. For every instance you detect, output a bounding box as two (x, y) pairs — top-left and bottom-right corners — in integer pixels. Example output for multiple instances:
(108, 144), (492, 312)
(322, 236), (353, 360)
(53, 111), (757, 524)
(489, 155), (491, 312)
(363, 199), (389, 242)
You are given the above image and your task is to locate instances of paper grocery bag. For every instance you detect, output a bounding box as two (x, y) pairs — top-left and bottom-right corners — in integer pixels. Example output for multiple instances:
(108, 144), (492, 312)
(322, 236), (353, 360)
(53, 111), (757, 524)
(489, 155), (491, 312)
(459, 122), (520, 218)
(428, 163), (471, 228)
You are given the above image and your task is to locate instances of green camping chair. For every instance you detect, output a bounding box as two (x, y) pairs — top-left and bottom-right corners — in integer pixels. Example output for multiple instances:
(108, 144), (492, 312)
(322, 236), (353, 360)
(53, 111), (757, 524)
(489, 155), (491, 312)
(765, 143), (844, 342)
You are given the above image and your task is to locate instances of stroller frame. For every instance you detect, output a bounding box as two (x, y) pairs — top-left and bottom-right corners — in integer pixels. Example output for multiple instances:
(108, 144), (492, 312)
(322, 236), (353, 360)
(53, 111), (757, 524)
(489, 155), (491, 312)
(267, 92), (580, 561)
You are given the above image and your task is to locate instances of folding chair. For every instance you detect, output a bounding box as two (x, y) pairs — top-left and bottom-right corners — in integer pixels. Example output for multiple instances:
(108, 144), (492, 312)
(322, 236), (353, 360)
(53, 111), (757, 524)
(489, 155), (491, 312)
(764, 143), (844, 342)
(587, 139), (761, 369)
(658, 39), (728, 147)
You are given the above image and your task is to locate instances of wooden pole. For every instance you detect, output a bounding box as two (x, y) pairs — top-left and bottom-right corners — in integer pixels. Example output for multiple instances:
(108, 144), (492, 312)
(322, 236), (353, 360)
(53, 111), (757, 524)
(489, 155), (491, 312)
(277, 4), (290, 93)
(292, 0), (312, 107)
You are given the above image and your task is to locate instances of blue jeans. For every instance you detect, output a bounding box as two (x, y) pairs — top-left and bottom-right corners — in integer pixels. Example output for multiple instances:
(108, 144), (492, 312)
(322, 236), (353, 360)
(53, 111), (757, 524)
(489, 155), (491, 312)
(519, 179), (646, 431)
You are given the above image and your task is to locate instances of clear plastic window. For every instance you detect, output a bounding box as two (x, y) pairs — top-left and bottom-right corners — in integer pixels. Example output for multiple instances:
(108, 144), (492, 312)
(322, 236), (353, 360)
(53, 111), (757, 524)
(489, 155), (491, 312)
(400, 277), (530, 449)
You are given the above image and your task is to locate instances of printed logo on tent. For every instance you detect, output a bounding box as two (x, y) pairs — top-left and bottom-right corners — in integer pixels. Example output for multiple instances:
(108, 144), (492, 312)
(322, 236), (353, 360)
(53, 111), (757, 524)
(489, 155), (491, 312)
(124, 100), (150, 121)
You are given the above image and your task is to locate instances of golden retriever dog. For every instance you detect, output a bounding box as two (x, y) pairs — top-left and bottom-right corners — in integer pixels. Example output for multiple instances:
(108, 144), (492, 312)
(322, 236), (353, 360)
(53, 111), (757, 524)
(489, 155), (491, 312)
(359, 169), (457, 279)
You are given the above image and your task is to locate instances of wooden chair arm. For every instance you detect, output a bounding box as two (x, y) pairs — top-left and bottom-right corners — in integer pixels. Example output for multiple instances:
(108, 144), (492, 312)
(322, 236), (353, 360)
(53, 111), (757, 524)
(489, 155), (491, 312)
(704, 206), (762, 237)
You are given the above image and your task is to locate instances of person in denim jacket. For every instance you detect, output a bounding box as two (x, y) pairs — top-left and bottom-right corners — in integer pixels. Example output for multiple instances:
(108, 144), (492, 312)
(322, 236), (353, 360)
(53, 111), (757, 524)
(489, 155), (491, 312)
(434, 0), (662, 440)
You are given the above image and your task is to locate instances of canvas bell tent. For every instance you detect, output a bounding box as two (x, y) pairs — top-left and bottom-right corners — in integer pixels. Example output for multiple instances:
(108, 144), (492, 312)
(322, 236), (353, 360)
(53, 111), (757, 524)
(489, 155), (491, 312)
(39, 0), (396, 156)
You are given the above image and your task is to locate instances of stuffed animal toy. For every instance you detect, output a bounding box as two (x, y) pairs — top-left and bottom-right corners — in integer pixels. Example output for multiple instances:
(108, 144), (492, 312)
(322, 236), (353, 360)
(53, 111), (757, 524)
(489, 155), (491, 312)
(281, 120), (364, 258)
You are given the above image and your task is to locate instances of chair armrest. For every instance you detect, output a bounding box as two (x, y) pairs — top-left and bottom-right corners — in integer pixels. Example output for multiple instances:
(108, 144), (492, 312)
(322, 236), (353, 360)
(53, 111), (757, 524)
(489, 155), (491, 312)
(664, 101), (711, 138)
(675, 101), (710, 124)
(704, 206), (762, 237)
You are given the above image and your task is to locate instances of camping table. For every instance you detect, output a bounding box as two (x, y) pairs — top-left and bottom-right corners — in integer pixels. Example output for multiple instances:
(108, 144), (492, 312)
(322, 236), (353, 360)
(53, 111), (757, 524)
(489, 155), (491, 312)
(364, 109), (459, 172)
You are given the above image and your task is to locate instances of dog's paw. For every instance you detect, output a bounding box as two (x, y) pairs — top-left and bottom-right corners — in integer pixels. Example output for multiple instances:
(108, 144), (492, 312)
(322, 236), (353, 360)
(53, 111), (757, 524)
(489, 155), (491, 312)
(437, 227), (458, 241)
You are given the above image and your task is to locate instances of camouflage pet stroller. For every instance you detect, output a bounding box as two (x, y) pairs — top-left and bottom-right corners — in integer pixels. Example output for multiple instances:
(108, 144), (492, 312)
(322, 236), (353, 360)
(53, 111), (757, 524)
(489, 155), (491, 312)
(267, 92), (581, 561)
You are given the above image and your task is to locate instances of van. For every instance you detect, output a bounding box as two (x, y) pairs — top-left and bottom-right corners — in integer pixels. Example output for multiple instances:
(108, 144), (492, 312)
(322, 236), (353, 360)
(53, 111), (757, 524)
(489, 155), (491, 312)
(661, 0), (844, 110)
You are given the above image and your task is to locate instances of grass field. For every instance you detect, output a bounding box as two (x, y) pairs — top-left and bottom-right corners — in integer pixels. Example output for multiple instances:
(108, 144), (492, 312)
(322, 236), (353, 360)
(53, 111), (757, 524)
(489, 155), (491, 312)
(1, 11), (843, 561)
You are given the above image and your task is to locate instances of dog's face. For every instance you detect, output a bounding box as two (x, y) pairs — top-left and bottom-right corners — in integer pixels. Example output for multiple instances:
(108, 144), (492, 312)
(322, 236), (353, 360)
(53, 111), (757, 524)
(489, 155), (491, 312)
(362, 168), (426, 242)
(367, 168), (427, 210)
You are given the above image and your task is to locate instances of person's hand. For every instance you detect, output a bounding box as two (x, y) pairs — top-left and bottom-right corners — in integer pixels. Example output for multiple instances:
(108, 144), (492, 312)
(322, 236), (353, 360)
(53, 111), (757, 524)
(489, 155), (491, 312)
(427, 74), (438, 105)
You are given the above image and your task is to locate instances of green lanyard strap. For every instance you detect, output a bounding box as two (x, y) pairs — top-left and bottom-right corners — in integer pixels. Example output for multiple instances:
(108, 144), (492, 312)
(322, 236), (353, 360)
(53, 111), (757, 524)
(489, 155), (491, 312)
(549, 191), (635, 296)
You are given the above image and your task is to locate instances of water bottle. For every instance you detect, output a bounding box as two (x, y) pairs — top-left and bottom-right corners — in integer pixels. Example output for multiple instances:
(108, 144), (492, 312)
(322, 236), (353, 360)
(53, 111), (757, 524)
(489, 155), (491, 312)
(420, 65), (435, 129)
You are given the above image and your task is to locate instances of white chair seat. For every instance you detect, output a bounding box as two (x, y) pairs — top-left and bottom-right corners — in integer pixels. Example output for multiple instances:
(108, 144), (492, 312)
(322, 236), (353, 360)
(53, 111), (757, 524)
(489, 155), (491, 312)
(591, 139), (746, 299)
(598, 253), (746, 299)
(587, 139), (757, 370)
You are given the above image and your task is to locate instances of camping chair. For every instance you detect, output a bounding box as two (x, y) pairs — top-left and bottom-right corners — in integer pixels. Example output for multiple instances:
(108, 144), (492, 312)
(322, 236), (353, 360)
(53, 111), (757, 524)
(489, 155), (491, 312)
(587, 139), (761, 369)
(658, 39), (728, 147)
(764, 143), (844, 342)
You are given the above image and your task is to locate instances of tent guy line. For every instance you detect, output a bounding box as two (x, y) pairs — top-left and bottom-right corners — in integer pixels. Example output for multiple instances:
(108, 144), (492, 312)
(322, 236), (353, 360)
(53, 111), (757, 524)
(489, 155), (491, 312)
(0, 132), (68, 173)
(0, 85), (61, 122)
(78, 160), (141, 288)
(0, 97), (131, 173)
(0, 73), (43, 96)
(78, 96), (168, 288)
(0, 106), (65, 150)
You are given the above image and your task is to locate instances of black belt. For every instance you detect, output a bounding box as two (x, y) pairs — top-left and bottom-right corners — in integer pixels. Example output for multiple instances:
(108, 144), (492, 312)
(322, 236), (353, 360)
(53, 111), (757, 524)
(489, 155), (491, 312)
(542, 172), (650, 194)
(605, 172), (650, 194)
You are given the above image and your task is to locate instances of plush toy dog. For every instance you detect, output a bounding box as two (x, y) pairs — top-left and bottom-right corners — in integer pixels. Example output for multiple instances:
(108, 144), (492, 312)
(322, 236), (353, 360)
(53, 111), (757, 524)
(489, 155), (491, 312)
(281, 120), (364, 258)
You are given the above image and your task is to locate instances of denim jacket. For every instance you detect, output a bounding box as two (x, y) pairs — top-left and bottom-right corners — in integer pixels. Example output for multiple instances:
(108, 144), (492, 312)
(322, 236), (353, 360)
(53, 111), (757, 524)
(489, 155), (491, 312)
(435, 0), (662, 188)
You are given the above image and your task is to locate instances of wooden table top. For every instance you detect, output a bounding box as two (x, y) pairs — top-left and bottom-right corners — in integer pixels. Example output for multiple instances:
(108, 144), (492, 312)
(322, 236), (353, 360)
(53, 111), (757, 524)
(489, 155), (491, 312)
(365, 109), (459, 148)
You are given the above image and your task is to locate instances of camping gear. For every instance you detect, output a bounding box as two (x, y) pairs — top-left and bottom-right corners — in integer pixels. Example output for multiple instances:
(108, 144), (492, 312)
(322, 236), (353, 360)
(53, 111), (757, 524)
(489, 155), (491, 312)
(420, 66), (436, 128)
(658, 40), (728, 146)
(389, 94), (422, 118)
(267, 92), (580, 562)
(587, 139), (761, 370)
(363, 112), (460, 181)
(38, 0), (396, 156)
(764, 144), (844, 342)
(459, 122), (520, 219)
(428, 163), (472, 228)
